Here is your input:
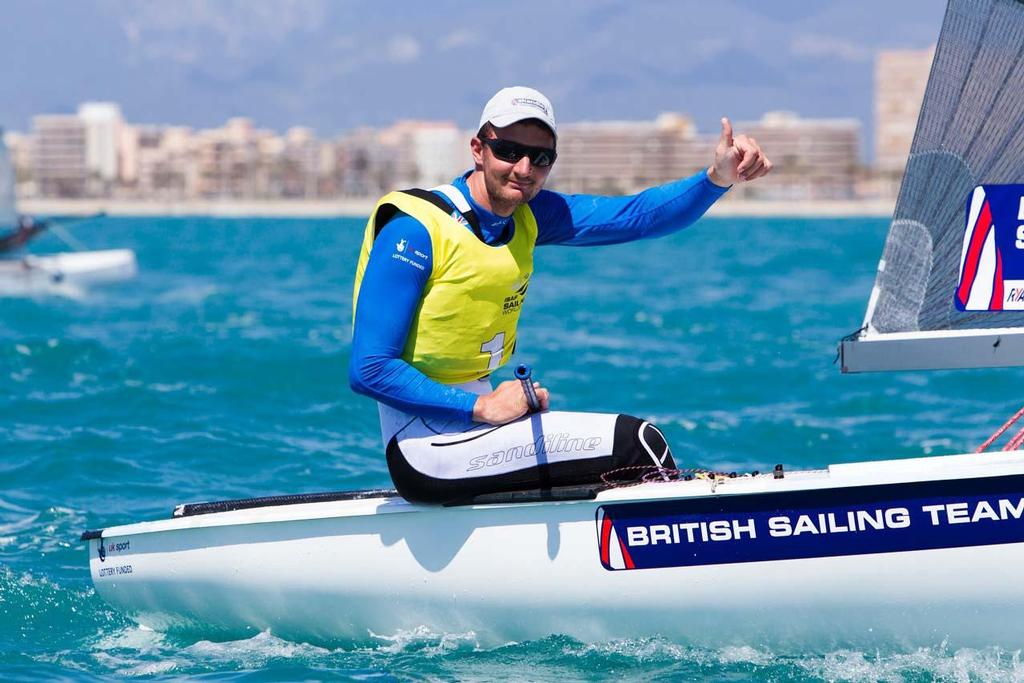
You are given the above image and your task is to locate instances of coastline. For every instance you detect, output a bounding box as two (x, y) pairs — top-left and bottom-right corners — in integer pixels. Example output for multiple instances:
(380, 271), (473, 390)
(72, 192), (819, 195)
(19, 197), (896, 219)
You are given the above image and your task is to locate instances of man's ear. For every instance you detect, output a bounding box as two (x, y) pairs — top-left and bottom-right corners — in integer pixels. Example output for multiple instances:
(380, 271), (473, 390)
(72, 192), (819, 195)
(470, 137), (485, 168)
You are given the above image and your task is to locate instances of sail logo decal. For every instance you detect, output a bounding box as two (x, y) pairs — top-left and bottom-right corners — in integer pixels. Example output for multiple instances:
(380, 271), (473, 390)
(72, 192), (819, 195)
(596, 475), (1024, 571)
(956, 184), (1024, 311)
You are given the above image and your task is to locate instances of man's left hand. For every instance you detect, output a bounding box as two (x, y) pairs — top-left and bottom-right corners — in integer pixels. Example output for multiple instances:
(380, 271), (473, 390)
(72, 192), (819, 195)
(707, 117), (773, 187)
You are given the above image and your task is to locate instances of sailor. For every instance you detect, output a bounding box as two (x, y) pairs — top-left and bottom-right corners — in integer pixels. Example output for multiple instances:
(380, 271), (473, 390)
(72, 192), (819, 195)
(0, 215), (46, 254)
(351, 86), (772, 503)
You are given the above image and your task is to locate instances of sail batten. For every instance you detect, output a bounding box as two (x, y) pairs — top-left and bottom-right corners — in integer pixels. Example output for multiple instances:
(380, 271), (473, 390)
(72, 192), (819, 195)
(845, 0), (1024, 372)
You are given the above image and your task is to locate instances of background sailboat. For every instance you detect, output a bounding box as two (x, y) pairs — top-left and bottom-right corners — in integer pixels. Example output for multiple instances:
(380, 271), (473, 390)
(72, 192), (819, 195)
(841, 0), (1024, 371)
(0, 132), (137, 292)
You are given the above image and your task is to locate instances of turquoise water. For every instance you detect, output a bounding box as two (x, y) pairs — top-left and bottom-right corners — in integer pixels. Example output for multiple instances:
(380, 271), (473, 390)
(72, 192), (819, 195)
(2, 215), (1023, 681)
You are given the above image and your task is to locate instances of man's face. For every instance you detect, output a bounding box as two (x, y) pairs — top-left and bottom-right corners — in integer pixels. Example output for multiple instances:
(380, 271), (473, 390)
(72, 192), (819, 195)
(471, 121), (555, 211)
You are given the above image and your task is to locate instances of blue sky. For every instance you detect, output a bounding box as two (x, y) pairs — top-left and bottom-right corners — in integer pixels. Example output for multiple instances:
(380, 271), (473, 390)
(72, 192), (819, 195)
(0, 0), (946, 156)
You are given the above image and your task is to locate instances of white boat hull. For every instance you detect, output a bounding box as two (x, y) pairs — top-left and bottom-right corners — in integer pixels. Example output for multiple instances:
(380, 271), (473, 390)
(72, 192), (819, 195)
(0, 249), (136, 289)
(86, 450), (1024, 647)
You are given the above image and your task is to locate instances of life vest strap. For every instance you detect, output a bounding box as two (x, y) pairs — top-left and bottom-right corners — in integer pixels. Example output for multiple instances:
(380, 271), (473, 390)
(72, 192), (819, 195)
(372, 188), (483, 242)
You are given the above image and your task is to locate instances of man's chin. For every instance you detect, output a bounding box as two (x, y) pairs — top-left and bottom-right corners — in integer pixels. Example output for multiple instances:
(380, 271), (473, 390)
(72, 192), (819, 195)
(504, 185), (534, 203)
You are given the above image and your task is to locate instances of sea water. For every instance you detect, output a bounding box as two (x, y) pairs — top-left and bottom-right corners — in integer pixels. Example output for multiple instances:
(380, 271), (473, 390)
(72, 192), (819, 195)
(2, 215), (1023, 681)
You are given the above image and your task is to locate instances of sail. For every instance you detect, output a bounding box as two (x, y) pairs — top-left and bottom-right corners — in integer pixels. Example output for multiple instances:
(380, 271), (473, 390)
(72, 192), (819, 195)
(842, 0), (1024, 372)
(0, 132), (17, 229)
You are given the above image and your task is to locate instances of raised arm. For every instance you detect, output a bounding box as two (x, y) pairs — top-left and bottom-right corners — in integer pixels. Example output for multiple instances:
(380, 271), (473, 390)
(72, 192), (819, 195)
(531, 169), (727, 247)
(532, 117), (771, 247)
(349, 216), (479, 421)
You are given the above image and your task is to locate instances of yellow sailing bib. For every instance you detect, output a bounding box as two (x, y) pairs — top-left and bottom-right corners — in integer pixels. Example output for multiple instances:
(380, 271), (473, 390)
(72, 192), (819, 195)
(353, 189), (537, 384)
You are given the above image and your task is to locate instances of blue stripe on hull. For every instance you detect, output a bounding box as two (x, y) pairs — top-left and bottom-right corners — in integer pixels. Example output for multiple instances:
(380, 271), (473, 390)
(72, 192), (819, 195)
(598, 474), (1024, 570)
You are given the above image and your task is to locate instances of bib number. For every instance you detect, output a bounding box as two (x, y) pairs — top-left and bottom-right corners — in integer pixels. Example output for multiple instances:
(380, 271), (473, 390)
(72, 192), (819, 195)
(480, 332), (505, 371)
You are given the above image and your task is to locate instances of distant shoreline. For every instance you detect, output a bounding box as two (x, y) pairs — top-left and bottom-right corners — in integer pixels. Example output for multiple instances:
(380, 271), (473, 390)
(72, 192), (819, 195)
(19, 197), (896, 219)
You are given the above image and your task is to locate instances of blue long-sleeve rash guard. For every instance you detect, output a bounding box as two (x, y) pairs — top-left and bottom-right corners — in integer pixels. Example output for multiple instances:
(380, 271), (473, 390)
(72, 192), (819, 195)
(350, 169), (728, 422)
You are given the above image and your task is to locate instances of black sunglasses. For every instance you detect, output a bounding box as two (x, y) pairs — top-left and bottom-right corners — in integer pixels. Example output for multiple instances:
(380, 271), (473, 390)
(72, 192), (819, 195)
(480, 137), (557, 168)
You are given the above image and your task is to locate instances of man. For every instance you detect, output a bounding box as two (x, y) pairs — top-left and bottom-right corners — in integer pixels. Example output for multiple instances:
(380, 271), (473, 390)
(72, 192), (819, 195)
(0, 216), (46, 254)
(351, 86), (771, 504)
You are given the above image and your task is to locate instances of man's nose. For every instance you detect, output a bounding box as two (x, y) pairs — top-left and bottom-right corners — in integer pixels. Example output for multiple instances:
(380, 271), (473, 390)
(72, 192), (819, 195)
(512, 155), (533, 175)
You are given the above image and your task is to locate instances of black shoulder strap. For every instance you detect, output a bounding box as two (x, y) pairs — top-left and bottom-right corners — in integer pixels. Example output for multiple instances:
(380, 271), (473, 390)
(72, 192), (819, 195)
(401, 188), (457, 215)
(372, 188), (484, 242)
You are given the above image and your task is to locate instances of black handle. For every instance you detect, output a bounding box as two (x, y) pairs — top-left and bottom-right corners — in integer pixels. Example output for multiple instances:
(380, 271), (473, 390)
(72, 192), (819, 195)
(514, 364), (541, 413)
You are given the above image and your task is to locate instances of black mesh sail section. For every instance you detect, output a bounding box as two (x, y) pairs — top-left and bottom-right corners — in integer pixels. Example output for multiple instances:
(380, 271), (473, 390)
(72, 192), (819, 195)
(869, 0), (1024, 333)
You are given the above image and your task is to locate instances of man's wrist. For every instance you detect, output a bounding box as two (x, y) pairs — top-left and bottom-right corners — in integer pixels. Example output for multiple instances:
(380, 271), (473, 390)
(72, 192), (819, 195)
(706, 166), (731, 188)
(471, 395), (487, 422)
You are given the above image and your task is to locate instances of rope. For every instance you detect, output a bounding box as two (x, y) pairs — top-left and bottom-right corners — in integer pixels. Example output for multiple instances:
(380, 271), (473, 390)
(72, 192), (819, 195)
(600, 465), (747, 488)
(833, 324), (868, 365)
(1004, 425), (1024, 452)
(45, 212), (106, 252)
(976, 405), (1024, 453)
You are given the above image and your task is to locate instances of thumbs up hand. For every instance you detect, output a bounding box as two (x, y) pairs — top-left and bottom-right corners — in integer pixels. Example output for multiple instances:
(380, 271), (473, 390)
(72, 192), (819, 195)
(707, 117), (773, 187)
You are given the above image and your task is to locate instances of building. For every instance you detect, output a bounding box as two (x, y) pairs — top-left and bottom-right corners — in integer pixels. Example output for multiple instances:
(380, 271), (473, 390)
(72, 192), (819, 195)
(12, 99), (872, 202)
(133, 126), (197, 199)
(78, 102), (123, 195)
(194, 118), (269, 198)
(727, 112), (861, 200)
(1, 130), (18, 223)
(404, 121), (468, 188)
(118, 124), (140, 188)
(374, 121), (468, 190)
(3, 131), (33, 188)
(550, 114), (709, 195)
(32, 115), (87, 198)
(875, 47), (934, 190)
(282, 127), (325, 198)
(334, 127), (401, 198)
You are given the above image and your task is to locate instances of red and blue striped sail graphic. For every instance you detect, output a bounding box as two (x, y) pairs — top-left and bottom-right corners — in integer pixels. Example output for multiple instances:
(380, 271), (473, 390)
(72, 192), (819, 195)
(956, 185), (1024, 311)
(596, 507), (635, 570)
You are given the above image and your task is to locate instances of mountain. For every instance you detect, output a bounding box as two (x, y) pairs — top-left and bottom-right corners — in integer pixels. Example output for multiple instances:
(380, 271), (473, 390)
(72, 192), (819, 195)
(0, 0), (944, 155)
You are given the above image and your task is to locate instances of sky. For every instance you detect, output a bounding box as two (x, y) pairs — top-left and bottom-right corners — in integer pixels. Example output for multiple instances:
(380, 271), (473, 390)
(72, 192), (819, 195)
(0, 0), (947, 157)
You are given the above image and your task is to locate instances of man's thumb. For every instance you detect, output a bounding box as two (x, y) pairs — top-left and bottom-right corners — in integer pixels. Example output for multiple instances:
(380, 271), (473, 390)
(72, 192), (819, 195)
(719, 117), (734, 148)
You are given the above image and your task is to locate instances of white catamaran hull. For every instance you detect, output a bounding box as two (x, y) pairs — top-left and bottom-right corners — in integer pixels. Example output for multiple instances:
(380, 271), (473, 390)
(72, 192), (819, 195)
(87, 449), (1024, 647)
(0, 249), (137, 289)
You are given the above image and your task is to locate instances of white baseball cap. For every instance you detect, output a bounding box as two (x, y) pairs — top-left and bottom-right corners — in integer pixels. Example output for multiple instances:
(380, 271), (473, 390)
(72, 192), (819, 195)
(478, 86), (557, 139)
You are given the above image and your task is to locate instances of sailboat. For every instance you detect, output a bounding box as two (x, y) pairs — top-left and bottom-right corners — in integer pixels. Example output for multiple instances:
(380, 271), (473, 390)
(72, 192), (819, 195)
(0, 134), (136, 292)
(82, 0), (1024, 647)
(841, 0), (1024, 372)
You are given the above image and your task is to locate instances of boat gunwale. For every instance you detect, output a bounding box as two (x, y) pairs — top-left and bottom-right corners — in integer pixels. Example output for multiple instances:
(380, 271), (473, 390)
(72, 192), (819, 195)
(80, 449), (1024, 541)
